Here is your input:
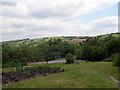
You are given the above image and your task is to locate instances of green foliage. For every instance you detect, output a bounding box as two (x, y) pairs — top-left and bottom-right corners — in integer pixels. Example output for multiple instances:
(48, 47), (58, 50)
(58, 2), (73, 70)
(15, 77), (19, 81)
(9, 75), (19, 81)
(23, 65), (62, 75)
(6, 72), (10, 76)
(51, 66), (61, 73)
(2, 33), (120, 66)
(106, 37), (120, 56)
(103, 54), (115, 62)
(103, 57), (113, 62)
(66, 53), (75, 64)
(23, 72), (32, 78)
(113, 53), (120, 67)
(77, 45), (93, 61)
(24, 67), (30, 72)
(16, 63), (24, 73)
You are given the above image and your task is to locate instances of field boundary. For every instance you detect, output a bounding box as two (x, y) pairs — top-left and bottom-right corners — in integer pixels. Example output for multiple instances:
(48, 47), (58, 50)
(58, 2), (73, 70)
(109, 75), (120, 84)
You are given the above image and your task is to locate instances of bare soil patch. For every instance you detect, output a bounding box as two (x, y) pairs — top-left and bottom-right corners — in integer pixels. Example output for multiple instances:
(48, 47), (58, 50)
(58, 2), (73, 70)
(2, 70), (63, 85)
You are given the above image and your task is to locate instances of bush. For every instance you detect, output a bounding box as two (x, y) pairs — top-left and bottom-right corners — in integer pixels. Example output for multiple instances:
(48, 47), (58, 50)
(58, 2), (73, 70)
(22, 72), (32, 78)
(24, 67), (30, 72)
(103, 57), (113, 62)
(113, 53), (120, 67)
(51, 67), (61, 72)
(27, 73), (32, 78)
(11, 75), (17, 80)
(42, 68), (48, 73)
(15, 77), (19, 81)
(6, 72), (10, 76)
(66, 53), (75, 64)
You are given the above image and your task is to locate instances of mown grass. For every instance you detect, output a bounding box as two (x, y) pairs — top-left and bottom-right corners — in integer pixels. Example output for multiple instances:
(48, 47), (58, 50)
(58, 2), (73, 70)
(2, 65), (33, 73)
(2, 62), (119, 88)
(2, 67), (16, 73)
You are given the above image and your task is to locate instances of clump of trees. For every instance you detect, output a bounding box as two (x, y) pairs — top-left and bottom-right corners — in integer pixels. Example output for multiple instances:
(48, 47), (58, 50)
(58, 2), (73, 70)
(65, 53), (75, 64)
(2, 34), (120, 67)
(2, 39), (76, 67)
(76, 36), (120, 63)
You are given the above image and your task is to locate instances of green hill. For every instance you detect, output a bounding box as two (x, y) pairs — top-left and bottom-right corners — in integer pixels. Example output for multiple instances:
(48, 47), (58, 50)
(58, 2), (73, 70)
(2, 32), (119, 46)
(2, 36), (92, 46)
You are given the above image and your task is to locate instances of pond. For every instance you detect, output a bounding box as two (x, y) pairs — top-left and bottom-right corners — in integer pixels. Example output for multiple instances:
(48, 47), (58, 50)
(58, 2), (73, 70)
(48, 60), (66, 64)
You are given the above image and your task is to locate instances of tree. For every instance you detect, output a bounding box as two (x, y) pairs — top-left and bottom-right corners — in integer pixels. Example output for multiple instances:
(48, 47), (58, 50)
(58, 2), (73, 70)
(76, 46), (83, 60)
(81, 45), (93, 61)
(66, 53), (75, 64)
(113, 53), (120, 67)
(106, 37), (120, 56)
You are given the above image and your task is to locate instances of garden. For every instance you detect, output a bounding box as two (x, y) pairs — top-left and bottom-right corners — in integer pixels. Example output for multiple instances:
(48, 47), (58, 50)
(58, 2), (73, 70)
(2, 62), (119, 88)
(2, 64), (64, 85)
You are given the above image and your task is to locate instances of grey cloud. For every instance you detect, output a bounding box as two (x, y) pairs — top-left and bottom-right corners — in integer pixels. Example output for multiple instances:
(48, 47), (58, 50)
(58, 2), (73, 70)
(2, 30), (23, 36)
(11, 24), (60, 32)
(31, 9), (68, 18)
(28, 27), (61, 32)
(1, 2), (16, 6)
(12, 24), (26, 28)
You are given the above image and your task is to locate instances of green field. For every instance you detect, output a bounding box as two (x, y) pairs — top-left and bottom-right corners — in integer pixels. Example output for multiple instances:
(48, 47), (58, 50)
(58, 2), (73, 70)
(2, 33), (119, 47)
(2, 62), (119, 88)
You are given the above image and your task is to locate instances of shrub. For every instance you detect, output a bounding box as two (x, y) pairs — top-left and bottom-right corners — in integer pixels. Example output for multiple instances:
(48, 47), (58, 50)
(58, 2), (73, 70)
(24, 67), (30, 72)
(11, 75), (17, 80)
(38, 69), (42, 73)
(36, 66), (42, 69)
(103, 57), (113, 62)
(15, 78), (19, 81)
(113, 53), (120, 67)
(66, 53), (75, 64)
(23, 72), (32, 78)
(42, 68), (48, 73)
(51, 67), (61, 73)
(30, 70), (35, 76)
(6, 72), (10, 76)
(27, 74), (32, 78)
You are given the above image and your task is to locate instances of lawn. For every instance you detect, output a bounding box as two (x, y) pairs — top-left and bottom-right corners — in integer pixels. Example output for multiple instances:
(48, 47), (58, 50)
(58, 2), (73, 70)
(2, 62), (119, 88)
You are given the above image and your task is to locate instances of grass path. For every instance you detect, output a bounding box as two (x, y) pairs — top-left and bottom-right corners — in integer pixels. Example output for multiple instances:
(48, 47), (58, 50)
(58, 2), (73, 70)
(2, 62), (119, 88)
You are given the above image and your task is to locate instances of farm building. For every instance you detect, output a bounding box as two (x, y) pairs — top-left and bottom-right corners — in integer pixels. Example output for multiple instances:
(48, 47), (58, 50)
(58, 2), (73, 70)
(68, 39), (86, 43)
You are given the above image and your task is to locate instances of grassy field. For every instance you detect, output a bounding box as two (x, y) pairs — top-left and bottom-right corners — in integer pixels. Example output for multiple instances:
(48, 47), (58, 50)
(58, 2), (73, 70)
(2, 62), (119, 88)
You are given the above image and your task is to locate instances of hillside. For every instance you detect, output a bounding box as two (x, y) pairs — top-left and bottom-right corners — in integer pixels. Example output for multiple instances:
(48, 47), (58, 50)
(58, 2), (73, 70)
(2, 32), (120, 68)
(2, 32), (119, 46)
(2, 36), (92, 46)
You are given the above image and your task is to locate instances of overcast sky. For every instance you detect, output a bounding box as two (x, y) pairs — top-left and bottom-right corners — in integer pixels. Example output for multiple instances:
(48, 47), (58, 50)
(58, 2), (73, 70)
(0, 0), (119, 41)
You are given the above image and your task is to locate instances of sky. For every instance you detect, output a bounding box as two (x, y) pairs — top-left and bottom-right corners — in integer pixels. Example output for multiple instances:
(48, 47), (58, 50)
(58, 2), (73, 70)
(0, 0), (119, 41)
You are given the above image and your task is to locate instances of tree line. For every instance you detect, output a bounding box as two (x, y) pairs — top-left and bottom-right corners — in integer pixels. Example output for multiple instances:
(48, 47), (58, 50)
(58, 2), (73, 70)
(2, 34), (120, 67)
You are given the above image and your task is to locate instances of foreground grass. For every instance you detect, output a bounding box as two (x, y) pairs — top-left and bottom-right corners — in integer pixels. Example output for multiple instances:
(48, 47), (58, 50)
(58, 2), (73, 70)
(2, 67), (16, 73)
(2, 62), (119, 88)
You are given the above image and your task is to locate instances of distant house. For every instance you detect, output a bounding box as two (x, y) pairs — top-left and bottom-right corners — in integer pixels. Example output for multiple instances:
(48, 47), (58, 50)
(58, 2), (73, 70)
(68, 39), (86, 43)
